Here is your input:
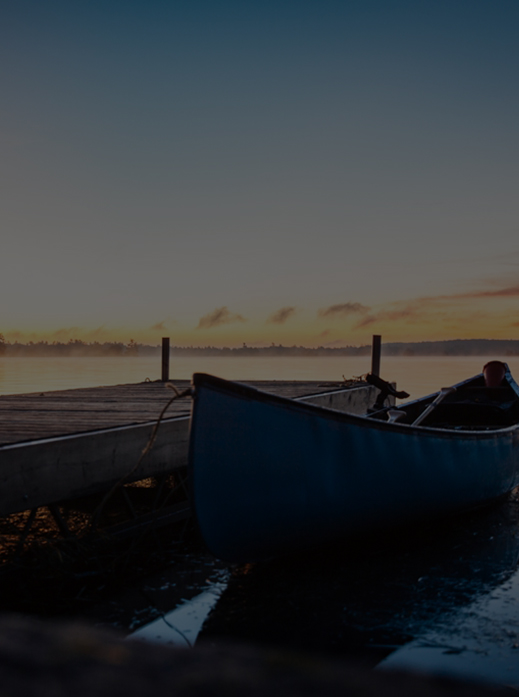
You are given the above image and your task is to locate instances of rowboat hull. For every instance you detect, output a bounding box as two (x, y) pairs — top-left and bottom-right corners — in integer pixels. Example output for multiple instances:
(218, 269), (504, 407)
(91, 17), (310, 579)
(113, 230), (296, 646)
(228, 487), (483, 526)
(189, 373), (519, 563)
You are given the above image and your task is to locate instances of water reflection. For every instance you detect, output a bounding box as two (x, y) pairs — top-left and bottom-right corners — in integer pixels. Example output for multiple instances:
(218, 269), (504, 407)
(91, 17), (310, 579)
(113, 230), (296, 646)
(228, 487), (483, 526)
(200, 492), (519, 684)
(86, 549), (229, 643)
(130, 579), (228, 648)
(4, 355), (519, 401)
(378, 563), (519, 686)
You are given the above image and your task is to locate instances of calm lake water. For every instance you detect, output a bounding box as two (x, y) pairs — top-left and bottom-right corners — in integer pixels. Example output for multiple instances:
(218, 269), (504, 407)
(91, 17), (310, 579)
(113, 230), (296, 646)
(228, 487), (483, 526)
(2, 354), (519, 400)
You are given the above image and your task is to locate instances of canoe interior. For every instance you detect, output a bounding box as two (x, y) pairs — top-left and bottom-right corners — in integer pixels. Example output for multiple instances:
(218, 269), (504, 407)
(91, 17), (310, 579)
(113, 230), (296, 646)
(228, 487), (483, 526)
(371, 368), (519, 430)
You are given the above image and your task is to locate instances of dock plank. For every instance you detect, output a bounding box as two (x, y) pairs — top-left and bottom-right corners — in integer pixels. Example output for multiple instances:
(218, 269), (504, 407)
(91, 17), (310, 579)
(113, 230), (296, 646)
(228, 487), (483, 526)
(0, 380), (349, 446)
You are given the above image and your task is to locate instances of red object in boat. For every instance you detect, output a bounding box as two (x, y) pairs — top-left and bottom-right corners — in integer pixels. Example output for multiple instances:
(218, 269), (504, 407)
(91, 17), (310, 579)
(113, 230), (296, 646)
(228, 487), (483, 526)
(483, 361), (507, 387)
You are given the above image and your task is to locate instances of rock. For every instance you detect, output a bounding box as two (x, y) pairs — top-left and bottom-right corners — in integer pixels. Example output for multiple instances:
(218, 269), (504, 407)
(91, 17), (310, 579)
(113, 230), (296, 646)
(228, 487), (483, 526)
(0, 614), (513, 697)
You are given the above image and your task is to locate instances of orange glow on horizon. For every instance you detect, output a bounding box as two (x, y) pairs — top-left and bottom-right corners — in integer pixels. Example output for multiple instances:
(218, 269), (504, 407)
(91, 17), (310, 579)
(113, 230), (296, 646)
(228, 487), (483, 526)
(2, 286), (518, 348)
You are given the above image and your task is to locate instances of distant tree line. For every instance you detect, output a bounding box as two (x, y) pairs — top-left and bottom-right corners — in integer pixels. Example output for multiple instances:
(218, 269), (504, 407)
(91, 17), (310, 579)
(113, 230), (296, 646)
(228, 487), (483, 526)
(0, 336), (518, 357)
(168, 339), (519, 357)
(168, 343), (371, 357)
(0, 336), (151, 357)
(382, 339), (519, 356)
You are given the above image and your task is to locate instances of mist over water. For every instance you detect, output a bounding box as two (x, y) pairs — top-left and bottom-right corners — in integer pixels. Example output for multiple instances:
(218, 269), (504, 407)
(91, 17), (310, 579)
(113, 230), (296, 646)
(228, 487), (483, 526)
(2, 355), (519, 400)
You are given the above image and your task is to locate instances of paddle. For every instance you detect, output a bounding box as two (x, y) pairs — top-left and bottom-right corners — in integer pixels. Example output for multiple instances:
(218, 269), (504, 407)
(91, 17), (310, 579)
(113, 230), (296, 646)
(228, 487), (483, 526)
(411, 386), (456, 426)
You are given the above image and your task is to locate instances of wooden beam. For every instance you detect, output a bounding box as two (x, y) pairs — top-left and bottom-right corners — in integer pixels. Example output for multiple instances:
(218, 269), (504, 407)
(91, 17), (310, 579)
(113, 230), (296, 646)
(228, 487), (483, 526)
(0, 416), (189, 516)
(371, 334), (381, 376)
(161, 337), (170, 382)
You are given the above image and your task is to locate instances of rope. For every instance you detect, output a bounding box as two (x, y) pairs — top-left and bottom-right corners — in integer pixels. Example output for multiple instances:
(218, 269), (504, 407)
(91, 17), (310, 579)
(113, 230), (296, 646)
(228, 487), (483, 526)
(90, 383), (192, 530)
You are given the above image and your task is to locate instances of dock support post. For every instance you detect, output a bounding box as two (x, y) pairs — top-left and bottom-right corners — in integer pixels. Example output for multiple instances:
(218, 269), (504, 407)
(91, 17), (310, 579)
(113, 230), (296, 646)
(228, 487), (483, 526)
(371, 334), (381, 376)
(48, 503), (73, 539)
(161, 337), (170, 382)
(14, 508), (38, 558)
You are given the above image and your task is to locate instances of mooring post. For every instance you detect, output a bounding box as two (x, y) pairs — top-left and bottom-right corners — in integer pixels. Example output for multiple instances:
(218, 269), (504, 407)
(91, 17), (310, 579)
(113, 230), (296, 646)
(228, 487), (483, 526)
(161, 337), (170, 382)
(371, 334), (381, 376)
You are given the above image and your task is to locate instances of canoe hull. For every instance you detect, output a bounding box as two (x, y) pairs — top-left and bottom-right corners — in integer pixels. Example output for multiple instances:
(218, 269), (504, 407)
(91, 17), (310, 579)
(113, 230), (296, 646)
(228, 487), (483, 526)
(189, 374), (519, 562)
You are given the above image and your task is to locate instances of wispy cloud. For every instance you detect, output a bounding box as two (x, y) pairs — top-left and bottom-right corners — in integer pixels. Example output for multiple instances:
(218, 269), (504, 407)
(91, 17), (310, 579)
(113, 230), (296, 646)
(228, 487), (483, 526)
(354, 307), (424, 329)
(340, 280), (519, 332)
(351, 283), (519, 331)
(85, 325), (107, 338)
(151, 320), (167, 332)
(318, 302), (370, 319)
(50, 327), (83, 341)
(197, 306), (247, 329)
(352, 292), (469, 330)
(267, 306), (296, 324)
(455, 284), (519, 299)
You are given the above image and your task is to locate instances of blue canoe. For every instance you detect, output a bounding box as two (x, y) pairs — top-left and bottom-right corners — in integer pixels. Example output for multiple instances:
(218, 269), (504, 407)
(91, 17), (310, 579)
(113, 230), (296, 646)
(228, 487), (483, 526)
(188, 366), (519, 563)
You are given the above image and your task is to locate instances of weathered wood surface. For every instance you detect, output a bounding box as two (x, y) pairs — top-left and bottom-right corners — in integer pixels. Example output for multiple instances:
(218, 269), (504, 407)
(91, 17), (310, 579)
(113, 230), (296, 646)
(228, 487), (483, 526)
(0, 380), (378, 516)
(0, 381), (192, 446)
(0, 380), (369, 446)
(0, 417), (191, 516)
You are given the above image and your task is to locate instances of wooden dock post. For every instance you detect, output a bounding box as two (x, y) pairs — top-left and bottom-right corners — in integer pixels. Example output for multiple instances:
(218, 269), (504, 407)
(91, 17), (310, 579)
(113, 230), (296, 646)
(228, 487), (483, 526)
(371, 335), (381, 376)
(161, 337), (170, 382)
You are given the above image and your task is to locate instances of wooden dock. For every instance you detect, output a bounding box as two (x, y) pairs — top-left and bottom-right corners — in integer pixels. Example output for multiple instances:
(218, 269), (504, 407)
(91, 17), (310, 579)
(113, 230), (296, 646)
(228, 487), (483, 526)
(0, 379), (379, 520)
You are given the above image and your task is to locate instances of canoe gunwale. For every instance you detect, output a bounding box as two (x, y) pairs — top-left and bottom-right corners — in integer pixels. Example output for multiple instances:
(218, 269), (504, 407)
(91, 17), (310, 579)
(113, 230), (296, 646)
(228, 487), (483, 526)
(190, 372), (519, 441)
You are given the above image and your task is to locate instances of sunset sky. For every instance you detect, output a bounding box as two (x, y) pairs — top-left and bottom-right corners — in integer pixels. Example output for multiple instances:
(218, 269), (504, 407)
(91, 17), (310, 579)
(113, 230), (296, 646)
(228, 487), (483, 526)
(2, 0), (519, 347)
